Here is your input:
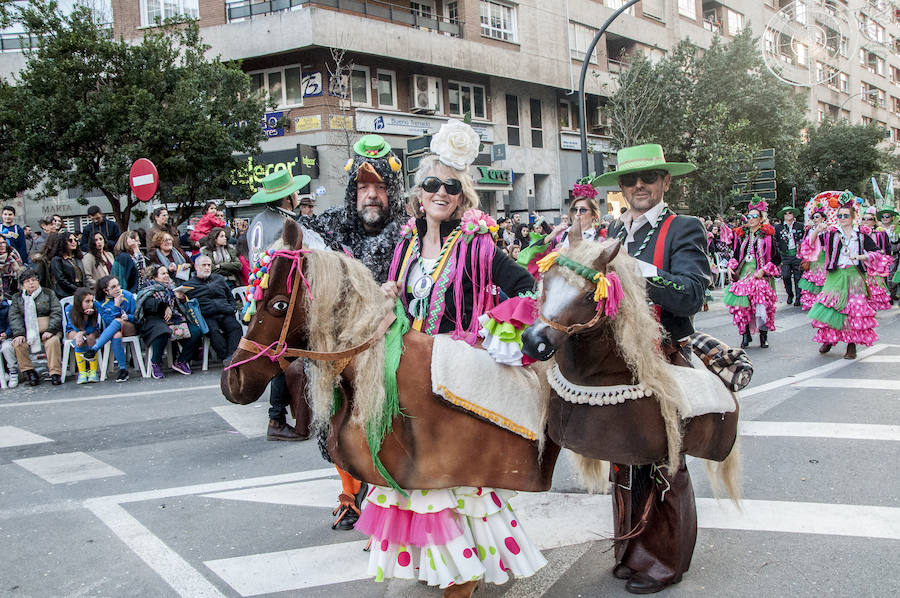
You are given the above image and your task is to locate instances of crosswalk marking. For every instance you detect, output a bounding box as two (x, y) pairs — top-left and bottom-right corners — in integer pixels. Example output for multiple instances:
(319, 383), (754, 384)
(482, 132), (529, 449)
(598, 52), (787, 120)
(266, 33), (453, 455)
(793, 378), (900, 391)
(859, 355), (900, 363)
(740, 421), (900, 442)
(210, 404), (269, 438)
(202, 478), (339, 508)
(14, 452), (125, 484)
(0, 425), (53, 448)
(0, 384), (221, 408)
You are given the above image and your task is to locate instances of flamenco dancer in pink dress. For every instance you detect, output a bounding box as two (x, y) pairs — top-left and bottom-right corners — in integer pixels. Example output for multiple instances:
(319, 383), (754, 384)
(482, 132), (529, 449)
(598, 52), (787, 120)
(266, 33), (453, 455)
(860, 206), (894, 312)
(807, 200), (882, 359)
(723, 200), (781, 348)
(798, 206), (828, 310)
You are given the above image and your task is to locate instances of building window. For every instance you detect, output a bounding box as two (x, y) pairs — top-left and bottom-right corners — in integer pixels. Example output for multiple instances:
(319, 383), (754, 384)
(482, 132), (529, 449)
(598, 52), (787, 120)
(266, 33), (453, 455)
(839, 72), (849, 92)
(795, 42), (808, 65)
(530, 98), (543, 148)
(607, 0), (635, 15)
(140, 0), (198, 27)
(448, 81), (486, 119)
(678, 0), (696, 19)
(569, 22), (598, 63)
(350, 66), (371, 106)
(445, 1), (459, 23)
(726, 9), (743, 35)
(795, 0), (807, 25)
(506, 94), (520, 146)
(558, 100), (574, 131)
(376, 70), (397, 109)
(410, 1), (435, 18)
(248, 65), (304, 108)
(480, 1), (517, 43)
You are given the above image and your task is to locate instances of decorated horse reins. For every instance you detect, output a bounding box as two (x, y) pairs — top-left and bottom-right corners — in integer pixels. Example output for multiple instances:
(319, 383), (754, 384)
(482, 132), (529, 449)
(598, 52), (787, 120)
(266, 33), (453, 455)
(225, 248), (396, 373)
(535, 251), (623, 335)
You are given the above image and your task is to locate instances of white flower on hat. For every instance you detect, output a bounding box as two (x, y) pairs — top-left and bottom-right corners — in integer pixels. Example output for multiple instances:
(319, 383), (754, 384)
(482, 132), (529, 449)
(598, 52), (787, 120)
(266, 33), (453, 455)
(430, 119), (480, 170)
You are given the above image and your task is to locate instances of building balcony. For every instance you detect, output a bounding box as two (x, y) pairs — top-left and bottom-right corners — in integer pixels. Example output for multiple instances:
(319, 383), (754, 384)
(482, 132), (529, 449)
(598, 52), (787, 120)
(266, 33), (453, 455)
(224, 0), (463, 37)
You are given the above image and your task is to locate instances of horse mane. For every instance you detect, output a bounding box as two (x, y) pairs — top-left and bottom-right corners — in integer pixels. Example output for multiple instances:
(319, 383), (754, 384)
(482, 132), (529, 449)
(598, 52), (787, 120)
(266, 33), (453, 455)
(563, 240), (686, 472)
(299, 247), (395, 430)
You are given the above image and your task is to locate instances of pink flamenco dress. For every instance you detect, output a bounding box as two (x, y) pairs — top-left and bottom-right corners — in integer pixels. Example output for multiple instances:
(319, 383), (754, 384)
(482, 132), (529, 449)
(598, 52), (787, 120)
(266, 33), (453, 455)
(355, 211), (547, 591)
(722, 226), (780, 340)
(807, 227), (880, 348)
(864, 228), (894, 312)
(798, 232), (827, 311)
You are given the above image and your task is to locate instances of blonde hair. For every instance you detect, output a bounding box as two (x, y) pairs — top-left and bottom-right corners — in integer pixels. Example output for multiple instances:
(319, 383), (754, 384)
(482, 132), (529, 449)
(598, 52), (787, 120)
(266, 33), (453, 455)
(152, 231), (173, 248)
(570, 197), (600, 221)
(406, 155), (479, 218)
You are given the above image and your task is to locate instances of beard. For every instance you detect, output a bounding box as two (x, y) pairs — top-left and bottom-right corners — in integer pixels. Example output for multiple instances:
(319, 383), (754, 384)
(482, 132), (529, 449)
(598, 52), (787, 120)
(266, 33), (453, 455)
(357, 204), (388, 230)
(197, 271), (210, 280)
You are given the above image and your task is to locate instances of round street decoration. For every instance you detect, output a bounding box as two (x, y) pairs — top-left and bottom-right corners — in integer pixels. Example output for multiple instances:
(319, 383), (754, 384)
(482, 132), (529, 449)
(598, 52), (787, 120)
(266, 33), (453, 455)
(130, 158), (159, 202)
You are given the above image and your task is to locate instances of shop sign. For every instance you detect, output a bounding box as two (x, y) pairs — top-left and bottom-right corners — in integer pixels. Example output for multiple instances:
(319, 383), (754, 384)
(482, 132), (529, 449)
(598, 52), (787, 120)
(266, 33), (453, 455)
(560, 132), (611, 153)
(301, 72), (323, 97)
(262, 111), (284, 137)
(295, 115), (322, 132)
(329, 114), (354, 130)
(476, 166), (512, 185)
(356, 109), (495, 143)
(231, 148), (302, 194)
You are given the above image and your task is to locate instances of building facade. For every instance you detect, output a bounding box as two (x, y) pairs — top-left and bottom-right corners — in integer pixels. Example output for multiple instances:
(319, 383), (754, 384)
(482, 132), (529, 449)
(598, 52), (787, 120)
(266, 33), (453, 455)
(2, 0), (900, 227)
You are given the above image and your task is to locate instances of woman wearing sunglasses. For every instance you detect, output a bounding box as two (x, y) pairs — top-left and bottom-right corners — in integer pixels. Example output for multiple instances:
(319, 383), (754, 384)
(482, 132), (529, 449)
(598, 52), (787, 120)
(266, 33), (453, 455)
(722, 199), (781, 349)
(879, 207), (900, 301)
(859, 206), (894, 312)
(377, 120), (545, 596)
(797, 205), (828, 311)
(806, 198), (882, 359)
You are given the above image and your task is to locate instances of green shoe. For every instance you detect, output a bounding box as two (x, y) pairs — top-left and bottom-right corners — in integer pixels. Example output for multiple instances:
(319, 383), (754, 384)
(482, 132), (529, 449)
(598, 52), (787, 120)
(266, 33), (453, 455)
(87, 370), (99, 383)
(77, 372), (89, 385)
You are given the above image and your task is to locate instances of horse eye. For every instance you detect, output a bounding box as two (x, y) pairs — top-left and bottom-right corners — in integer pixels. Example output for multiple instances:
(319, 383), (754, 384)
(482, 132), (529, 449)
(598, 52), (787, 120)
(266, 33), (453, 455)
(583, 292), (595, 303)
(271, 300), (289, 312)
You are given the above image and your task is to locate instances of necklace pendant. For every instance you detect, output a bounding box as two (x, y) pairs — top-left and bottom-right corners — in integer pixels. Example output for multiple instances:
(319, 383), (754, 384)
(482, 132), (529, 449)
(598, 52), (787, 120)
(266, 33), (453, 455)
(412, 275), (433, 299)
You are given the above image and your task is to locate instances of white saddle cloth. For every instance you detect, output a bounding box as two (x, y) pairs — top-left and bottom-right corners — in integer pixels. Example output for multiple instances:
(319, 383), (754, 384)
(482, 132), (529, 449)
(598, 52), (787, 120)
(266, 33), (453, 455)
(431, 335), (544, 441)
(667, 356), (738, 418)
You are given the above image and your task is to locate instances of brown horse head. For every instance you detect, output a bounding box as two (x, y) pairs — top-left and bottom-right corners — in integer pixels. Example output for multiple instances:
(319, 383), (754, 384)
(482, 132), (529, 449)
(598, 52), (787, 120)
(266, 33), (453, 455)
(522, 238), (620, 361)
(221, 219), (307, 404)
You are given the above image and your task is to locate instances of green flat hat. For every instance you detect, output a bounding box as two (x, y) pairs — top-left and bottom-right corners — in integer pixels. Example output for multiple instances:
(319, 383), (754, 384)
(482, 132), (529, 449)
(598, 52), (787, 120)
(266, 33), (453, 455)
(592, 143), (696, 187)
(876, 206), (899, 219)
(250, 169), (311, 204)
(353, 134), (392, 159)
(776, 206), (801, 219)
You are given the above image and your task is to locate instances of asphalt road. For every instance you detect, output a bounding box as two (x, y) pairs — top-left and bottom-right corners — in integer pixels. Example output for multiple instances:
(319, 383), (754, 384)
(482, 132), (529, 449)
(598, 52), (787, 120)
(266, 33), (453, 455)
(2, 290), (899, 598)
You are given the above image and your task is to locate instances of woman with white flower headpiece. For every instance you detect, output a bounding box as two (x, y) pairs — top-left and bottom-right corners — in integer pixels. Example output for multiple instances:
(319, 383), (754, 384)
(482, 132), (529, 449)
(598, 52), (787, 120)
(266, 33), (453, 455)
(368, 119), (545, 597)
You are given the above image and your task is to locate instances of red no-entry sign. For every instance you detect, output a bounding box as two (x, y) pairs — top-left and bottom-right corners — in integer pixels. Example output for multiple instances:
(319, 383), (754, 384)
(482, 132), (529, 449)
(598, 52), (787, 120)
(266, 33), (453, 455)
(129, 158), (159, 202)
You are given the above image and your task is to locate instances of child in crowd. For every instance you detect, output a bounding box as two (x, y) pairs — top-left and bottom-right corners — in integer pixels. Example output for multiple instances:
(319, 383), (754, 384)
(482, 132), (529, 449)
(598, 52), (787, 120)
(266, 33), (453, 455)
(93, 275), (136, 382)
(64, 287), (101, 383)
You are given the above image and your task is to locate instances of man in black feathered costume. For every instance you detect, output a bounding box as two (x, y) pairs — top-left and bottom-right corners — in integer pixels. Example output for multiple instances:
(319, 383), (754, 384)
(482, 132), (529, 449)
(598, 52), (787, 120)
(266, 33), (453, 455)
(300, 134), (407, 283)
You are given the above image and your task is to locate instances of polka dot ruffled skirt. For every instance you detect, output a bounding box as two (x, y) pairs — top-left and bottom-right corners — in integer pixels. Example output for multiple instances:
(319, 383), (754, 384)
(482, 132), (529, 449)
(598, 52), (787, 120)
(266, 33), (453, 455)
(356, 485), (547, 589)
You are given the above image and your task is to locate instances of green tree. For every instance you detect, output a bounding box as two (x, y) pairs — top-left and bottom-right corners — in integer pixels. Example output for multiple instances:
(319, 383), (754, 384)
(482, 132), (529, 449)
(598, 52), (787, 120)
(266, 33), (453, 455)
(798, 120), (891, 198)
(6, 1), (267, 228)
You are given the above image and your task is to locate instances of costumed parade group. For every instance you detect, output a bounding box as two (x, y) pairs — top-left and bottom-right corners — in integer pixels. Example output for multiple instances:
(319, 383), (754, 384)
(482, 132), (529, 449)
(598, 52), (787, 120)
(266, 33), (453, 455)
(224, 117), (895, 597)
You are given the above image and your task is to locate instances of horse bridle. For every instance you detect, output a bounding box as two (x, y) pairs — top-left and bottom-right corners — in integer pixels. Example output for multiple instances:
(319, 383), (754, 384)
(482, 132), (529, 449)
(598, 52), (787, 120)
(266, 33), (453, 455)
(228, 249), (396, 374)
(536, 252), (612, 336)
(539, 307), (605, 336)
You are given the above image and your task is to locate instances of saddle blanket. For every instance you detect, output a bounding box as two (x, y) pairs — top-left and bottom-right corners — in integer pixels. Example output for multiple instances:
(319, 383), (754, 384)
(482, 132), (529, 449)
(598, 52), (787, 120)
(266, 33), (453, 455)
(668, 358), (738, 419)
(431, 335), (545, 441)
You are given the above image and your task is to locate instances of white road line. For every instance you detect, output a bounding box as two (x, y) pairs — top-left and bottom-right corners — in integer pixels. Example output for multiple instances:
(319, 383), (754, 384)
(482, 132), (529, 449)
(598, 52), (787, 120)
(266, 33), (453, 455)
(0, 384), (221, 407)
(793, 378), (900, 390)
(740, 421), (900, 442)
(210, 405), (269, 438)
(860, 355), (900, 363)
(741, 343), (888, 398)
(14, 452), (125, 484)
(85, 500), (227, 598)
(203, 478), (341, 508)
(0, 425), (53, 448)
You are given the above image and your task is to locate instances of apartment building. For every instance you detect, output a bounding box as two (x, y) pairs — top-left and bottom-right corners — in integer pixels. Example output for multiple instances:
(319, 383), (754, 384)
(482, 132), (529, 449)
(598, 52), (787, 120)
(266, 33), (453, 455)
(2, 0), (900, 225)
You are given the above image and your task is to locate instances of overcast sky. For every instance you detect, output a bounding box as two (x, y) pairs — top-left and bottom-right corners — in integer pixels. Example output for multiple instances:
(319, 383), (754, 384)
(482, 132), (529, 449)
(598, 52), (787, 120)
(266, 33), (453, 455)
(2, 0), (112, 34)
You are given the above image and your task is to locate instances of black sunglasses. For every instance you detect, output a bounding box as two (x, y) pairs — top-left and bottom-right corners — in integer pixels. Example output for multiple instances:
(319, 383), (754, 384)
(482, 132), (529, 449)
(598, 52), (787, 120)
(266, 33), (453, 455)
(570, 206), (590, 214)
(618, 170), (665, 187)
(422, 176), (462, 195)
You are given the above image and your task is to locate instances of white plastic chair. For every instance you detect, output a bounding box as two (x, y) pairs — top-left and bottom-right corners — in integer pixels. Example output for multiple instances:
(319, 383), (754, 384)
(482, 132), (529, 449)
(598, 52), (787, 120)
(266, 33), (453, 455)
(59, 296), (84, 383)
(232, 285), (249, 334)
(99, 324), (148, 379)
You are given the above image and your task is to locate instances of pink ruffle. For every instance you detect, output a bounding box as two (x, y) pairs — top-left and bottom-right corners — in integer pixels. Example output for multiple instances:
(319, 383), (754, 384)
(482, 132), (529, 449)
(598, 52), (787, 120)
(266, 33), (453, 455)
(486, 295), (537, 327)
(866, 279), (892, 311)
(799, 236), (821, 261)
(800, 291), (818, 311)
(726, 258), (739, 271)
(356, 504), (463, 547)
(801, 268), (827, 286)
(811, 292), (879, 346)
(760, 261), (780, 278)
(728, 275), (778, 333)
(865, 252), (893, 277)
(813, 327), (878, 346)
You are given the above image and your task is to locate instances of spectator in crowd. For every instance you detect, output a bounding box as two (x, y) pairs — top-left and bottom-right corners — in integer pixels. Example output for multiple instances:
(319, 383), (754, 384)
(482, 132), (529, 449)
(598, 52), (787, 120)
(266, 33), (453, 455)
(0, 297), (19, 388)
(64, 287), (102, 384)
(9, 269), (63, 386)
(235, 235), (251, 286)
(149, 232), (191, 281)
(298, 196), (316, 217)
(24, 226), (35, 255)
(185, 255), (242, 362)
(112, 231), (147, 293)
(0, 235), (25, 299)
(190, 201), (226, 244)
(30, 217), (56, 255)
(93, 275), (136, 382)
(1, 205), (31, 266)
(51, 214), (64, 232)
(136, 264), (203, 379)
(48, 231), (85, 299)
(82, 231), (115, 289)
(148, 206), (180, 250)
(80, 205), (121, 252)
(200, 227), (241, 288)
(500, 217), (516, 247)
(31, 232), (59, 290)
(514, 223), (531, 247)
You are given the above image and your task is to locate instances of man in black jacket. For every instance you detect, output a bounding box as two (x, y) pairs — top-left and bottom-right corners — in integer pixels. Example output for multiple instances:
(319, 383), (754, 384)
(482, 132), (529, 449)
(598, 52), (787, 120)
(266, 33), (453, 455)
(599, 144), (711, 595)
(80, 206), (121, 252)
(774, 206), (804, 306)
(185, 256), (242, 361)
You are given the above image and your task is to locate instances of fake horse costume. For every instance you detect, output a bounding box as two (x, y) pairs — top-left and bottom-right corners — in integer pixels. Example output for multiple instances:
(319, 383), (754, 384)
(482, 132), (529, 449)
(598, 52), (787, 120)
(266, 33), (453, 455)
(723, 201), (781, 348)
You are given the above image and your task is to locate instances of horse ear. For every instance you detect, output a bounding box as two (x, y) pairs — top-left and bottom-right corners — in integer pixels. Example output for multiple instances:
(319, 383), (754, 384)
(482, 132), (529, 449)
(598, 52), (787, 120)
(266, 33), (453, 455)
(281, 219), (304, 250)
(593, 238), (621, 271)
(569, 215), (583, 247)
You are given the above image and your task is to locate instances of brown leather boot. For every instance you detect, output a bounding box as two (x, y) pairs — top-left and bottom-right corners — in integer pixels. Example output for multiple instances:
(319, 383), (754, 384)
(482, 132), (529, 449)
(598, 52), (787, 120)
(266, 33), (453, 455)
(818, 343), (832, 354)
(843, 343), (856, 359)
(442, 580), (479, 598)
(266, 420), (307, 441)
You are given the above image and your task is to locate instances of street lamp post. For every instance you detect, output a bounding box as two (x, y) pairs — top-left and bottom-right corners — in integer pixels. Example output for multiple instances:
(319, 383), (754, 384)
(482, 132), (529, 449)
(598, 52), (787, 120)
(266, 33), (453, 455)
(579, 0), (641, 177)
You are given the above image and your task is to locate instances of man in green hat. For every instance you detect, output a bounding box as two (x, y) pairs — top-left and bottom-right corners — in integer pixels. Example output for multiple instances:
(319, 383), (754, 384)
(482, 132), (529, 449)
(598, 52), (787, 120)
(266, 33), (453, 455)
(775, 206), (804, 306)
(246, 168), (311, 441)
(602, 143), (710, 595)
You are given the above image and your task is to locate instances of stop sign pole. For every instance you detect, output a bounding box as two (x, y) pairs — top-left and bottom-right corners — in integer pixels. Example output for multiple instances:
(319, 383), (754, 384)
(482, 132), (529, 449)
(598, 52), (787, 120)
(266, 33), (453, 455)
(129, 158), (159, 202)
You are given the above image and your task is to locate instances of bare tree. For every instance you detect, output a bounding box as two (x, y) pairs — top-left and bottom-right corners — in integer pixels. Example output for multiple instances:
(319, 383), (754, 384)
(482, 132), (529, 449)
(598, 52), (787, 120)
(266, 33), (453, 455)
(325, 43), (355, 158)
(604, 52), (664, 148)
